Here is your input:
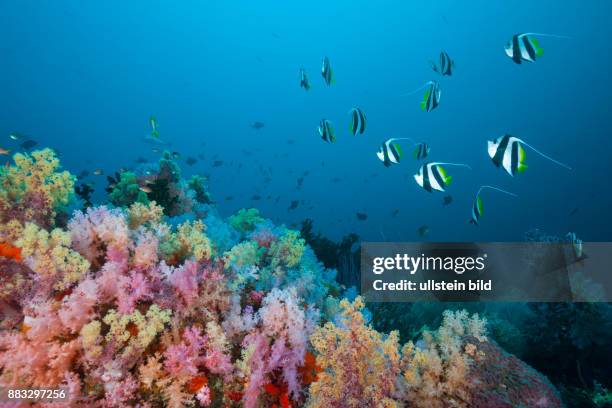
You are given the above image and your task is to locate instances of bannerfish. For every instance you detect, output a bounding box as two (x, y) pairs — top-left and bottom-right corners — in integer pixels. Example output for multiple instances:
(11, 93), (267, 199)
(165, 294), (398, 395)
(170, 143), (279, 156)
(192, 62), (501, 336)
(505, 33), (570, 64)
(348, 107), (366, 136)
(321, 56), (334, 86)
(488, 134), (571, 176)
(318, 119), (335, 143)
(377, 138), (404, 167)
(413, 142), (430, 160)
(469, 186), (517, 225)
(402, 81), (441, 112)
(414, 162), (471, 192)
(299, 68), (311, 91)
(431, 51), (454, 76)
(149, 116), (160, 138)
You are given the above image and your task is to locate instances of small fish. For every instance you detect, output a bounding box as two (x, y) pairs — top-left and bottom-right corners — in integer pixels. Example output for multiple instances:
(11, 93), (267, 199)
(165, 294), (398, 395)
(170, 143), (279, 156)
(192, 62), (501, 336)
(251, 122), (265, 130)
(356, 212), (368, 221)
(93, 168), (104, 176)
(318, 119), (335, 143)
(331, 177), (341, 183)
(505, 33), (570, 64)
(413, 142), (430, 160)
(9, 132), (25, 141)
(442, 195), (453, 206)
(391, 209), (400, 217)
(149, 116), (160, 137)
(469, 186), (517, 225)
(414, 162), (471, 192)
(171, 151), (181, 160)
(297, 177), (304, 188)
(348, 107), (366, 136)
(225, 196), (233, 201)
(213, 160), (224, 167)
(417, 225), (429, 237)
(152, 147), (161, 153)
(431, 51), (454, 76)
(20, 140), (38, 150)
(488, 134), (571, 176)
(0, 148), (10, 155)
(377, 138), (406, 167)
(136, 157), (148, 164)
(402, 81), (441, 112)
(299, 68), (311, 91)
(186, 157), (198, 166)
(288, 200), (299, 210)
(321, 56), (334, 86)
(251, 195), (261, 200)
(139, 185), (152, 194)
(569, 207), (578, 216)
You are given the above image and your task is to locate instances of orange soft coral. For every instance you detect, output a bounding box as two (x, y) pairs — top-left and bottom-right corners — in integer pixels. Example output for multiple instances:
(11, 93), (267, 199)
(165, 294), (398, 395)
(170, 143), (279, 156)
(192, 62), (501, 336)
(0, 242), (22, 262)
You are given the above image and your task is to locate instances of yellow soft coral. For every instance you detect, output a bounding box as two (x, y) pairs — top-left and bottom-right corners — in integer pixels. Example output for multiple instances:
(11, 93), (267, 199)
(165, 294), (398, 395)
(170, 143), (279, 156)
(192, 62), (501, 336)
(127, 201), (164, 229)
(0, 148), (75, 226)
(307, 297), (401, 408)
(269, 230), (305, 268)
(161, 220), (213, 263)
(399, 310), (487, 408)
(16, 222), (90, 290)
(103, 305), (171, 355)
(80, 320), (103, 359)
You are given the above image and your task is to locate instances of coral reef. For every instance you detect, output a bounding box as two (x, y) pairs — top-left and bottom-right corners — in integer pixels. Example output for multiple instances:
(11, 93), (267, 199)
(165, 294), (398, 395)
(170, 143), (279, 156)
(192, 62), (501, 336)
(0, 147), (566, 407)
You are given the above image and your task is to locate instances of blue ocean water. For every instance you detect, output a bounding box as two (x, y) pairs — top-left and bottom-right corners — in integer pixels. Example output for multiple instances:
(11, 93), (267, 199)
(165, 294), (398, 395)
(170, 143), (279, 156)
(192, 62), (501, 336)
(2, 0), (611, 243)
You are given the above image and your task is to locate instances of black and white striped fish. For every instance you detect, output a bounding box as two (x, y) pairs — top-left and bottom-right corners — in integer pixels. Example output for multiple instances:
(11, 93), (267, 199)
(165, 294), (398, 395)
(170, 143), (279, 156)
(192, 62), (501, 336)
(376, 138), (403, 167)
(299, 68), (311, 91)
(413, 142), (430, 160)
(431, 51), (454, 76)
(504, 33), (570, 64)
(421, 81), (441, 112)
(469, 185), (517, 225)
(318, 119), (335, 143)
(321, 56), (334, 86)
(488, 134), (571, 176)
(414, 162), (471, 192)
(349, 107), (366, 135)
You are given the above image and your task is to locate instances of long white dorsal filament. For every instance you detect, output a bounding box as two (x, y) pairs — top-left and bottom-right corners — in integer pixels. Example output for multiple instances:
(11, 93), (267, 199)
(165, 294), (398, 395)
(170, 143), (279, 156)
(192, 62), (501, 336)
(522, 32), (572, 40)
(400, 81), (433, 96)
(476, 185), (518, 198)
(433, 162), (472, 170)
(521, 141), (572, 170)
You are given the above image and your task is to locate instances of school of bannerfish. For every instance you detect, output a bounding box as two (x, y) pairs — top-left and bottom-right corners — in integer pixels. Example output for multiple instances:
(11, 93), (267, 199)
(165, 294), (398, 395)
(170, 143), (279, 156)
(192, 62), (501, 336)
(299, 34), (573, 226)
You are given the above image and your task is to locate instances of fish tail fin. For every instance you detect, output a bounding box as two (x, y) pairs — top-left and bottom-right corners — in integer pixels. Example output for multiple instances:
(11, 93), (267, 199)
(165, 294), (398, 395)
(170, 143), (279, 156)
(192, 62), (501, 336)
(521, 142), (572, 170)
(151, 130), (160, 138)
